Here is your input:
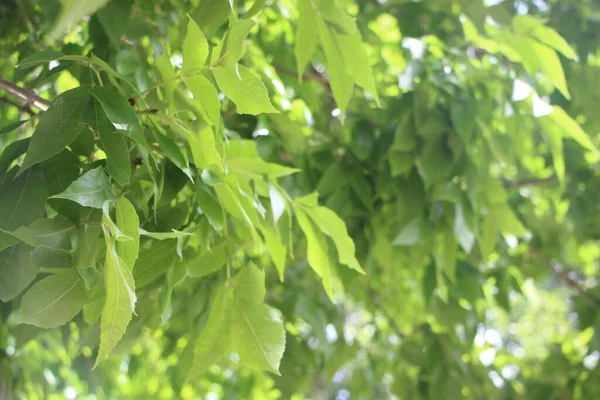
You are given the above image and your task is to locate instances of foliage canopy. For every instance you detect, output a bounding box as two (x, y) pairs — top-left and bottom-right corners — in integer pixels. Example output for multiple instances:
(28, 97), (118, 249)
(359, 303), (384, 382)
(1, 0), (600, 398)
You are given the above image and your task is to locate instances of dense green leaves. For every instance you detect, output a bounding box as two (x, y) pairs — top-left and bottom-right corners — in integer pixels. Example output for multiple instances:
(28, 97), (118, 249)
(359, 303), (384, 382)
(20, 269), (87, 328)
(3, 1), (600, 399)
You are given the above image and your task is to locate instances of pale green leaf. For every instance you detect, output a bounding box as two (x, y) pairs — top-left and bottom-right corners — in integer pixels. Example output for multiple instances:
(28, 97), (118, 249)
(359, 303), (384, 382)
(512, 15), (576, 59)
(260, 224), (286, 281)
(295, 0), (319, 79)
(232, 263), (266, 304)
(212, 65), (278, 115)
(549, 106), (596, 152)
(156, 52), (178, 105)
(139, 228), (193, 240)
(186, 242), (228, 278)
(195, 181), (224, 231)
(294, 208), (333, 300)
(95, 229), (137, 367)
(231, 302), (285, 374)
(218, 19), (255, 69)
(115, 197), (140, 270)
(182, 17), (209, 74)
(20, 269), (87, 328)
(307, 206), (364, 274)
(71, 224), (103, 269)
(183, 75), (221, 125)
(185, 120), (223, 171)
(190, 284), (231, 378)
(51, 167), (115, 209)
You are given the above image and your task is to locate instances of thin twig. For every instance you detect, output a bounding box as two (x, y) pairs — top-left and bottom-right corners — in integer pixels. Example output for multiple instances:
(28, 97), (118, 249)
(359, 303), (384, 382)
(503, 175), (557, 188)
(530, 247), (600, 309)
(0, 77), (51, 111)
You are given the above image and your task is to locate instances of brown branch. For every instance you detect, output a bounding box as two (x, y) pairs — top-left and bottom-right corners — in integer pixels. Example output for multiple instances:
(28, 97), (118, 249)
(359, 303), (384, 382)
(503, 175), (558, 188)
(530, 247), (600, 309)
(0, 77), (51, 111)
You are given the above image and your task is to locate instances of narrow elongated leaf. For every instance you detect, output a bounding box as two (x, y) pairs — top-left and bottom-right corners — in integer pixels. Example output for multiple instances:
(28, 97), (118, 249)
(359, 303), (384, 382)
(260, 224), (286, 281)
(51, 167), (115, 208)
(549, 106), (596, 151)
(190, 284), (231, 377)
(212, 65), (278, 115)
(0, 166), (48, 233)
(183, 75), (221, 125)
(115, 197), (139, 270)
(9, 218), (75, 249)
(139, 229), (193, 240)
(307, 206), (364, 274)
(20, 87), (90, 172)
(156, 52), (178, 105)
(0, 138), (30, 183)
(20, 269), (87, 328)
(95, 228), (137, 367)
(71, 224), (102, 269)
(185, 120), (223, 172)
(81, 99), (131, 186)
(218, 19), (255, 69)
(294, 208), (333, 299)
(0, 120), (28, 135)
(182, 17), (209, 74)
(195, 181), (224, 231)
(296, 0), (319, 78)
(0, 245), (39, 302)
(51, 0), (111, 39)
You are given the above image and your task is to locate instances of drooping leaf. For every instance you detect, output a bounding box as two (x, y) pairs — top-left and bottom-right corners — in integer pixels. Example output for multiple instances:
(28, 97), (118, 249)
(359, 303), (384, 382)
(19, 269), (87, 328)
(183, 75), (221, 125)
(212, 65), (278, 115)
(195, 181), (224, 231)
(95, 226), (137, 367)
(115, 197), (140, 270)
(81, 99), (131, 186)
(218, 19), (255, 69)
(19, 87), (90, 172)
(71, 224), (103, 269)
(51, 167), (115, 209)
(9, 218), (75, 250)
(295, 0), (319, 79)
(0, 245), (39, 302)
(51, 0), (111, 39)
(182, 16), (209, 74)
(0, 167), (48, 231)
(155, 52), (178, 105)
(184, 120), (223, 172)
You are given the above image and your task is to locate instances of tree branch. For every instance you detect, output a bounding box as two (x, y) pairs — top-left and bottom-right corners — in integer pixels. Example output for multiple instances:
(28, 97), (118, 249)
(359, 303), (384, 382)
(530, 247), (600, 309)
(503, 175), (557, 188)
(0, 96), (34, 115)
(0, 77), (51, 111)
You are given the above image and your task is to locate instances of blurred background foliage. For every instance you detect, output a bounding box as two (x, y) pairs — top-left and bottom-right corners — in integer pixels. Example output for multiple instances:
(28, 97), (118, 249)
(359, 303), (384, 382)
(2, 0), (600, 399)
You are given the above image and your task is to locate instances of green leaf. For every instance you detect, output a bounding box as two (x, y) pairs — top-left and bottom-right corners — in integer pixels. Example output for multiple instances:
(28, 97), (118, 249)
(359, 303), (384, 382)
(231, 302), (285, 374)
(81, 99), (131, 186)
(92, 87), (151, 157)
(295, 0), (319, 79)
(133, 240), (177, 288)
(218, 19), (255, 69)
(190, 284), (231, 377)
(151, 127), (193, 181)
(186, 242), (228, 278)
(244, 0), (266, 19)
(512, 15), (576, 59)
(195, 181), (224, 231)
(17, 50), (63, 69)
(548, 106), (596, 152)
(0, 167), (48, 230)
(40, 149), (80, 195)
(453, 203), (475, 254)
(540, 116), (565, 183)
(50, 0), (111, 39)
(115, 197), (139, 270)
(139, 228), (193, 240)
(51, 167), (115, 209)
(96, 0), (133, 48)
(95, 225), (137, 367)
(32, 247), (73, 269)
(182, 16), (209, 74)
(0, 120), (28, 135)
(392, 217), (425, 246)
(184, 120), (223, 172)
(0, 138), (30, 183)
(231, 264), (284, 374)
(71, 224), (102, 269)
(156, 52), (178, 105)
(451, 97), (478, 142)
(9, 218), (75, 249)
(307, 206), (364, 274)
(294, 208), (333, 300)
(190, 0), (232, 39)
(315, 17), (353, 114)
(19, 269), (87, 328)
(212, 65), (278, 115)
(183, 75), (221, 125)
(0, 244), (39, 302)
(19, 87), (91, 172)
(260, 224), (286, 281)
